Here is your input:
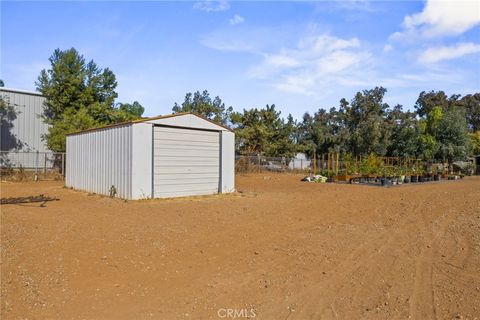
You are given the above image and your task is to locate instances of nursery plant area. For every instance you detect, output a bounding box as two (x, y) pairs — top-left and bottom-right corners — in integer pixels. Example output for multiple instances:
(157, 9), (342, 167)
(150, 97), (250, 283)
(304, 153), (473, 186)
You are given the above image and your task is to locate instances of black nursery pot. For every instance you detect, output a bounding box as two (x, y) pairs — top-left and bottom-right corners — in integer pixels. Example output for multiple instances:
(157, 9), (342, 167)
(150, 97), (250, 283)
(380, 178), (386, 186)
(419, 176), (425, 182)
(404, 177), (410, 183)
(411, 175), (418, 183)
(434, 174), (441, 181)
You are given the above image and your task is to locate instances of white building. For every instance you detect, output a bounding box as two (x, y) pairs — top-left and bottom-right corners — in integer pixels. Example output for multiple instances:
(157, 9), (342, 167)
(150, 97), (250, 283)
(66, 113), (235, 199)
(288, 153), (311, 170)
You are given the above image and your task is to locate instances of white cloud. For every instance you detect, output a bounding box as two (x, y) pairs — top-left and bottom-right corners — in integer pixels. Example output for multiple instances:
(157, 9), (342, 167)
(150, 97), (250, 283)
(249, 34), (371, 94)
(229, 14), (244, 25)
(200, 26), (285, 53)
(333, 0), (378, 12)
(193, 0), (229, 12)
(391, 0), (480, 40)
(316, 51), (367, 73)
(418, 42), (480, 63)
(298, 34), (360, 52)
(264, 53), (300, 68)
(201, 36), (256, 53)
(383, 44), (393, 53)
(274, 72), (317, 95)
(201, 22), (475, 99)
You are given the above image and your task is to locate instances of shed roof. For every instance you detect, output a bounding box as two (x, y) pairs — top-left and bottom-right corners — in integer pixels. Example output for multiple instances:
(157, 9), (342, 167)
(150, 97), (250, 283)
(67, 112), (233, 136)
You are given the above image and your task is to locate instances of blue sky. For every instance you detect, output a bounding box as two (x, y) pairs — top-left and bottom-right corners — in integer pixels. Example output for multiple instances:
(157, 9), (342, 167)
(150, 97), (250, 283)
(1, 1), (479, 120)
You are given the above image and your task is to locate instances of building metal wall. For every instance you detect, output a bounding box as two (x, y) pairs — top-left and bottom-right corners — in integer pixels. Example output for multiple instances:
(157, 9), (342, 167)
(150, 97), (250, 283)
(66, 124), (133, 199)
(0, 88), (49, 152)
(0, 88), (51, 168)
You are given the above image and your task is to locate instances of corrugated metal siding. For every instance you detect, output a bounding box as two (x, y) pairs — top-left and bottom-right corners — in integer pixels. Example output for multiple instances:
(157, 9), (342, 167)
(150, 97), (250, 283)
(0, 89), (50, 167)
(66, 125), (133, 199)
(153, 126), (220, 198)
(0, 89), (49, 152)
(220, 131), (235, 193)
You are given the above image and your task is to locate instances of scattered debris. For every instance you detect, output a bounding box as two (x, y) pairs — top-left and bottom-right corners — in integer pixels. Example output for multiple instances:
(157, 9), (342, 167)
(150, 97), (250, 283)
(109, 185), (117, 198)
(301, 175), (328, 183)
(0, 194), (59, 206)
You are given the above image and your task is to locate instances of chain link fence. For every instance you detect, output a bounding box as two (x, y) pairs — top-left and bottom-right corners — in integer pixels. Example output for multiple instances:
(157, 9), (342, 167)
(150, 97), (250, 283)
(2, 152), (478, 181)
(235, 155), (480, 176)
(235, 155), (311, 173)
(1, 151), (66, 181)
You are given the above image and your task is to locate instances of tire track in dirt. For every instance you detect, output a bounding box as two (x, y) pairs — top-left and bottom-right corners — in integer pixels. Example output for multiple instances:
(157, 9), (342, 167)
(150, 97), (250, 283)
(448, 232), (473, 270)
(432, 213), (480, 319)
(264, 200), (460, 320)
(436, 232), (475, 286)
(408, 210), (457, 320)
(264, 202), (426, 319)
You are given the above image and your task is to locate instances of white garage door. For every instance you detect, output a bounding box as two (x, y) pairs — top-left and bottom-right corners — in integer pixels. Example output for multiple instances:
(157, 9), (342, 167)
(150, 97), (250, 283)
(153, 126), (220, 198)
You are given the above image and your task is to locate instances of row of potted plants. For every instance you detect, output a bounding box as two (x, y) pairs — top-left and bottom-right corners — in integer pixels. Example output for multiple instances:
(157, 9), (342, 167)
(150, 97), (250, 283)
(319, 154), (466, 184)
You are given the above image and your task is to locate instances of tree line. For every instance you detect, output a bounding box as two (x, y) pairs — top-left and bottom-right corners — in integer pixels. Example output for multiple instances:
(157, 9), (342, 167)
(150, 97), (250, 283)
(2, 48), (478, 162)
(173, 87), (480, 162)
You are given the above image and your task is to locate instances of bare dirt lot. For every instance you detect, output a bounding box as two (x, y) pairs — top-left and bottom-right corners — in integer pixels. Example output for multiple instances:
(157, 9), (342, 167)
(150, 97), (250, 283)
(1, 174), (480, 319)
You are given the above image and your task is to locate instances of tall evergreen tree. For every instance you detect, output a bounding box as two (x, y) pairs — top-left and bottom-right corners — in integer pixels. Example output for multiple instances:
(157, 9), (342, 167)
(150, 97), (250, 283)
(36, 48), (143, 152)
(172, 90), (233, 125)
(230, 104), (297, 157)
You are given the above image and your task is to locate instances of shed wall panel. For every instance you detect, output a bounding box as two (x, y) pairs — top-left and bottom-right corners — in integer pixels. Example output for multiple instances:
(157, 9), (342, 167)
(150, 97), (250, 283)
(66, 125), (132, 199)
(220, 131), (235, 193)
(131, 123), (153, 199)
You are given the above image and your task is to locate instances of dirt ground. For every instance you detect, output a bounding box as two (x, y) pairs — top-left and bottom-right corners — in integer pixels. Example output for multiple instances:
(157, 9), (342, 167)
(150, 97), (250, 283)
(1, 174), (479, 320)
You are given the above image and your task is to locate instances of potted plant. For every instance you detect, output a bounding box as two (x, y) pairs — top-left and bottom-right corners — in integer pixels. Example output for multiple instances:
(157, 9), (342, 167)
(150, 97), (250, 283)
(403, 165), (410, 183)
(426, 166), (435, 182)
(398, 166), (406, 185)
(418, 166), (425, 182)
(379, 166), (387, 186)
(410, 166), (418, 183)
(382, 166), (396, 186)
(360, 154), (385, 179)
(433, 166), (441, 181)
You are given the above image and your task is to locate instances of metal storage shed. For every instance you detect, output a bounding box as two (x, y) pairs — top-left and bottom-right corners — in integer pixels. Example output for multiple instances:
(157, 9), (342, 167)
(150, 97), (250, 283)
(65, 113), (235, 199)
